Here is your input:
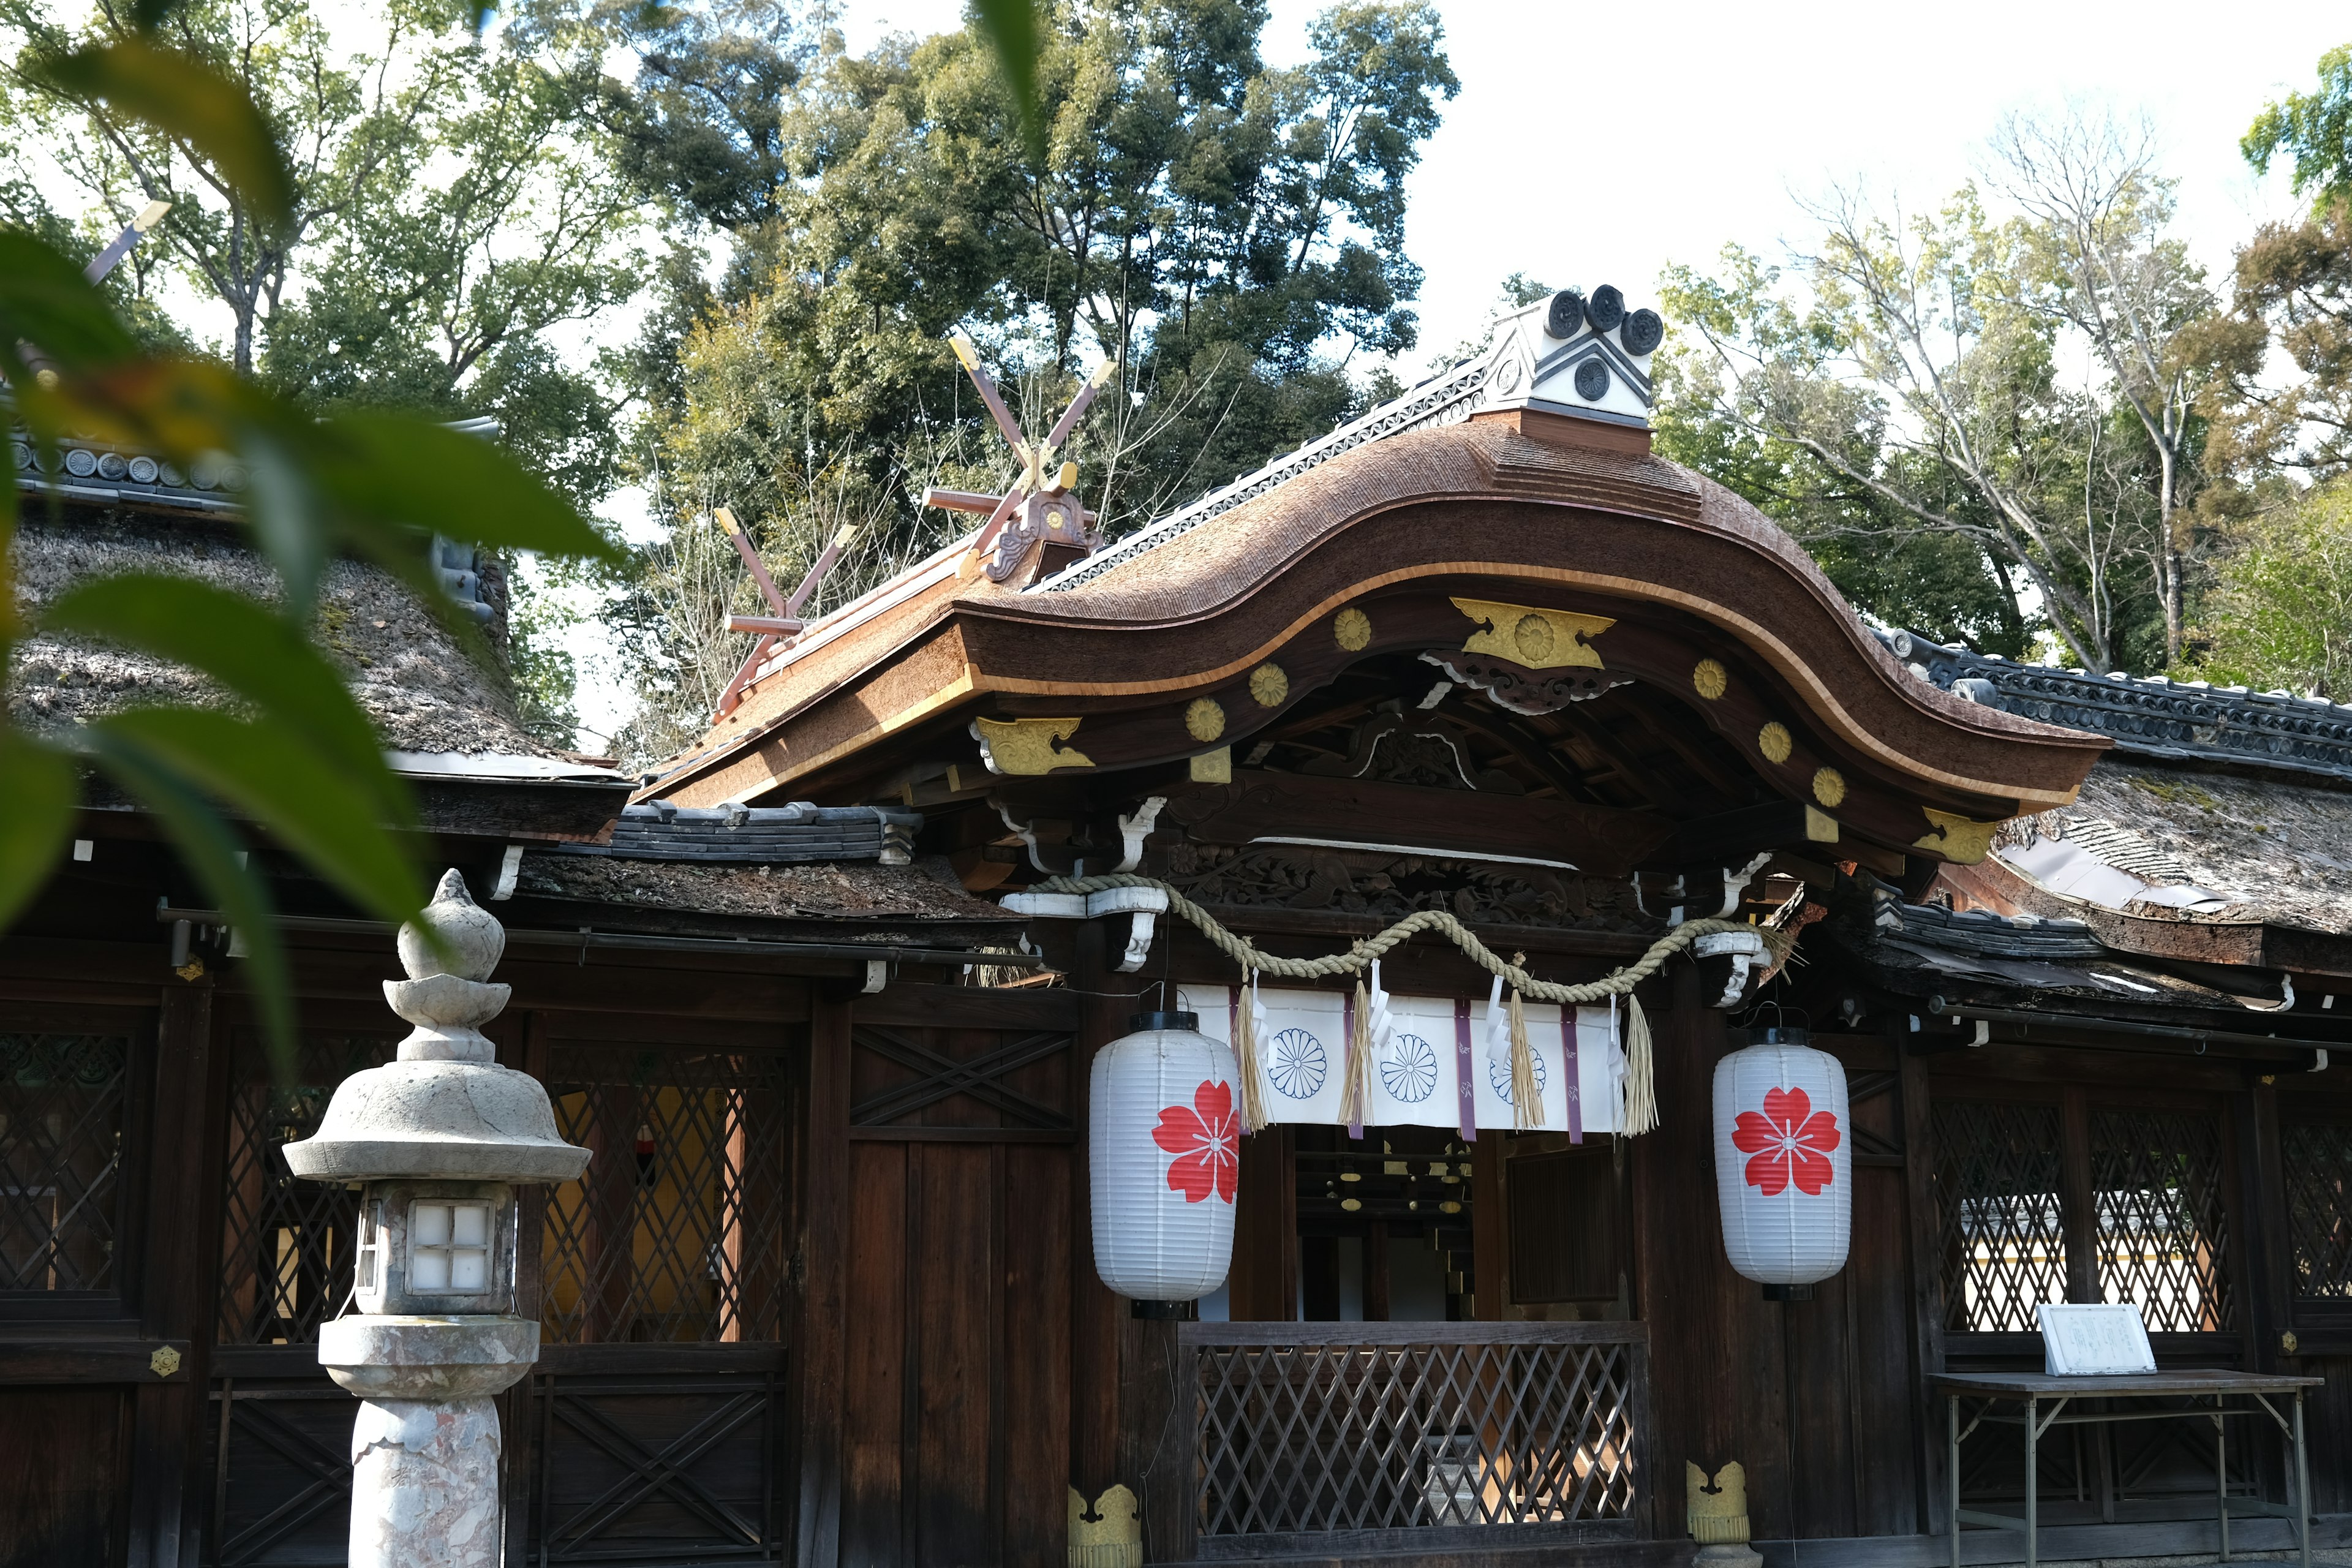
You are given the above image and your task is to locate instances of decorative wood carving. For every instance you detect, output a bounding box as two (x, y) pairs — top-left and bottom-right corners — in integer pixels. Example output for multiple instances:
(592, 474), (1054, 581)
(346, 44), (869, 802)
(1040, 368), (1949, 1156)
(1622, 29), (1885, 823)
(1298, 711), (1520, 792)
(1450, 596), (1614, 670)
(1419, 649), (1631, 714)
(1165, 774), (1675, 878)
(1156, 840), (1658, 935)
(972, 716), (1093, 775)
(1915, 807), (2000, 864)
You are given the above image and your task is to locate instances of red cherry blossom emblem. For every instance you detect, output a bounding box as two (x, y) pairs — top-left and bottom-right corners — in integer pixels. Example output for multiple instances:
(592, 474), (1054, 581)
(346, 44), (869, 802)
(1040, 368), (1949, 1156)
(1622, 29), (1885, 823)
(1152, 1080), (1238, 1204)
(1733, 1086), (1841, 1197)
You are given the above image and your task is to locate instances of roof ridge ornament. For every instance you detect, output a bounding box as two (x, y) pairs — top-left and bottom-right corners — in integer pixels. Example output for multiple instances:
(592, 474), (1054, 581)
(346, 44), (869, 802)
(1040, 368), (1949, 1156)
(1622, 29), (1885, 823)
(925, 337), (1118, 584)
(1031, 280), (1666, 594)
(1477, 283), (1664, 428)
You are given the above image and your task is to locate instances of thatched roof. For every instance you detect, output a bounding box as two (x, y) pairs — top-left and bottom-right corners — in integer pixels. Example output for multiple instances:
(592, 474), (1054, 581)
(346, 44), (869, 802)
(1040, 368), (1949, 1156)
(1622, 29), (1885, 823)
(2000, 758), (2352, 937)
(7, 503), (563, 761)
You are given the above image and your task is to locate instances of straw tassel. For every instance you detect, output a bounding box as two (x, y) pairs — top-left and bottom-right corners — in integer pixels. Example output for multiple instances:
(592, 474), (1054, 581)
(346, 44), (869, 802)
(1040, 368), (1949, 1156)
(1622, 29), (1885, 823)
(1622, 991), (1658, 1135)
(1340, 978), (1372, 1134)
(1234, 971), (1270, 1132)
(1507, 983), (1541, 1130)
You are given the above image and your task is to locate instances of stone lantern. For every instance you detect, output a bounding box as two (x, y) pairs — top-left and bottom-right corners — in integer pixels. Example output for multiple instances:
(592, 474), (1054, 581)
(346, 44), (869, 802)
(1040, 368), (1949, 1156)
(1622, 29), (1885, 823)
(284, 870), (589, 1568)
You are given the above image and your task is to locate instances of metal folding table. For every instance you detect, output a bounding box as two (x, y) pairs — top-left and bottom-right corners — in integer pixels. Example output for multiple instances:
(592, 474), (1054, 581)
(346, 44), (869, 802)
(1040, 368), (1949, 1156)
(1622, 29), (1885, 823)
(1934, 1370), (2323, 1568)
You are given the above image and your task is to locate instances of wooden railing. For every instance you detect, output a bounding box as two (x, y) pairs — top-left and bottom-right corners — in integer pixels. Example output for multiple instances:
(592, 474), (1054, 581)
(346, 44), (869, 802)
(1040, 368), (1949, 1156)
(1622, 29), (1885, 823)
(1170, 1321), (1653, 1561)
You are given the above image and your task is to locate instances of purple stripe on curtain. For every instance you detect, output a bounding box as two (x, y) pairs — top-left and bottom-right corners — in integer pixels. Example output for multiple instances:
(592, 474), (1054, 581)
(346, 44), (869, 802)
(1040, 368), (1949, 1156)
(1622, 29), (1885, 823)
(1453, 997), (1476, 1143)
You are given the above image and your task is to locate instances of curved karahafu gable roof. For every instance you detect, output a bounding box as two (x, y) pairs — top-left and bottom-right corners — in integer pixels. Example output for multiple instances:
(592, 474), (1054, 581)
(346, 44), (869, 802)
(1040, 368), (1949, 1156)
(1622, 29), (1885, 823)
(657, 407), (2106, 862)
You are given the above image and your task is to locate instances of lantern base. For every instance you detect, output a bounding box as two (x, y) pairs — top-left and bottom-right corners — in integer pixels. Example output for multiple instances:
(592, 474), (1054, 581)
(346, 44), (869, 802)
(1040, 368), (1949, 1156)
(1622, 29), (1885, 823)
(1761, 1283), (1816, 1302)
(1129, 1300), (1189, 1321)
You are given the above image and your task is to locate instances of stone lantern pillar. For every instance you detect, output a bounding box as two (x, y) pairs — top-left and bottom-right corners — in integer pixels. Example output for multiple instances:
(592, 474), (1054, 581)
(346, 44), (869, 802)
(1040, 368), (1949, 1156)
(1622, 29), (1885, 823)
(284, 870), (590, 1567)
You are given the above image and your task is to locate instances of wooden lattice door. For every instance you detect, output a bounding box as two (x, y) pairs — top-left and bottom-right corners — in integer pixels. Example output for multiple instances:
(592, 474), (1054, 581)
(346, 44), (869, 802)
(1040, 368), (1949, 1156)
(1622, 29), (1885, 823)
(521, 1035), (802, 1566)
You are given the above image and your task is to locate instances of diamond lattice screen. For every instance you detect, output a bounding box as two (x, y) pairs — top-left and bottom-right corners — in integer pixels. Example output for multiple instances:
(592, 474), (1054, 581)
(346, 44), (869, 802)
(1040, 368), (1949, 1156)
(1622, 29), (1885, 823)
(0, 1032), (129, 1292)
(1194, 1338), (1638, 1536)
(2091, 1108), (2233, 1332)
(217, 1031), (398, 1344)
(2283, 1119), (2352, 1300)
(543, 1045), (794, 1344)
(1934, 1099), (2068, 1333)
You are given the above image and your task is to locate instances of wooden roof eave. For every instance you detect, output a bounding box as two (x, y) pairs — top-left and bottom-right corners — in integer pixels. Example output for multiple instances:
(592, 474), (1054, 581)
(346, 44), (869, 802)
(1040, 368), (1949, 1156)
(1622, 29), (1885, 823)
(654, 423), (2107, 835)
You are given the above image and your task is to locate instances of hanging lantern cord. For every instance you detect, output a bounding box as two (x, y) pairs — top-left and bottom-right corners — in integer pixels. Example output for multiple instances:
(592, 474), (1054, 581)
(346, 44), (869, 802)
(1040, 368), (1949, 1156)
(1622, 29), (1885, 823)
(1030, 873), (1784, 1005)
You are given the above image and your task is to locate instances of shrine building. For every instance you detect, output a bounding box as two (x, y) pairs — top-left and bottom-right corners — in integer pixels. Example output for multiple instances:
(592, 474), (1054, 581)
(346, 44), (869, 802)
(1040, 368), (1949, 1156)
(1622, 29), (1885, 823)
(6, 282), (2352, 1567)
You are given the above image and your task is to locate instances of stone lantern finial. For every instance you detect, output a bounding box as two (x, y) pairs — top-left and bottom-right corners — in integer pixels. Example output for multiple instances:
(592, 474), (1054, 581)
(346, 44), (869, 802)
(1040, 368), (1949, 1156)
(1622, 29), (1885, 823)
(283, 869), (589, 1568)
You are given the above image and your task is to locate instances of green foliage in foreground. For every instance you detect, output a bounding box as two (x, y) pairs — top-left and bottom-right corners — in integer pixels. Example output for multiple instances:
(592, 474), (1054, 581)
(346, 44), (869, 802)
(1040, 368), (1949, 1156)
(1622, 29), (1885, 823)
(0, 28), (614, 1066)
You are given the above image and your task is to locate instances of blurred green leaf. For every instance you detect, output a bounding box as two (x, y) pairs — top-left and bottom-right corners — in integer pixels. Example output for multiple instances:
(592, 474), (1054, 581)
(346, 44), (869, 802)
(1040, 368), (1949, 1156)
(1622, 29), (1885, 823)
(0, 736), (75, 933)
(94, 708), (425, 927)
(83, 727), (297, 1061)
(313, 412), (620, 560)
(0, 232), (139, 382)
(43, 575), (404, 815)
(970, 0), (1042, 154)
(36, 40), (293, 230)
(232, 426), (330, 621)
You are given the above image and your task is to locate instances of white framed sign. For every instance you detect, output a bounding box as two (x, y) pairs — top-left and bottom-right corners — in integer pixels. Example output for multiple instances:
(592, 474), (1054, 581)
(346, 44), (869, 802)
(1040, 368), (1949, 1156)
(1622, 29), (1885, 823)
(2038, 1303), (2155, 1376)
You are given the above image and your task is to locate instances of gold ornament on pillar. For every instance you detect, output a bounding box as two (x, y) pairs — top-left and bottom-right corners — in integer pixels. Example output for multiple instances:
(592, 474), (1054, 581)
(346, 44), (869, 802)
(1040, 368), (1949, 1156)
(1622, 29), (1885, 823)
(1068, 1483), (1142, 1568)
(1688, 1460), (1758, 1564)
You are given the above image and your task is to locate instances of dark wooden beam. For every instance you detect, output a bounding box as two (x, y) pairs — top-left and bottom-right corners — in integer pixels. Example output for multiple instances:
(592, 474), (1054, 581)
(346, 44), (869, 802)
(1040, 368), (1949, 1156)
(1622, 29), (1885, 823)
(1439, 702), (1611, 804)
(1229, 1129), (1297, 1321)
(1896, 1018), (1947, 1537)
(793, 991), (853, 1568)
(1069, 920), (1125, 1504)
(1164, 774), (1673, 879)
(126, 980), (214, 1568)
(1660, 799), (1831, 866)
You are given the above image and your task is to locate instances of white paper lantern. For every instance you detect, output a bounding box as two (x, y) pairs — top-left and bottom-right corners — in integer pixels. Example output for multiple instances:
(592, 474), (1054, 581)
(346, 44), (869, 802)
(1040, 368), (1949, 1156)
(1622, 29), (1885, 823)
(1712, 1027), (1850, 1293)
(1090, 1011), (1240, 1305)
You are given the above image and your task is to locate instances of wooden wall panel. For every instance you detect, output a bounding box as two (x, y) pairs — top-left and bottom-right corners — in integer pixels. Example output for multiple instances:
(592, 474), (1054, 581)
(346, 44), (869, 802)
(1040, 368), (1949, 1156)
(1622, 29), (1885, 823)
(2309, 1354), (2352, 1515)
(0, 1388), (129, 1567)
(1633, 969), (1787, 1539)
(1846, 1163), (1924, 1536)
(913, 1144), (997, 1561)
(1003, 1145), (1072, 1568)
(830, 1003), (1080, 1567)
(796, 992), (851, 1568)
(842, 1140), (910, 1567)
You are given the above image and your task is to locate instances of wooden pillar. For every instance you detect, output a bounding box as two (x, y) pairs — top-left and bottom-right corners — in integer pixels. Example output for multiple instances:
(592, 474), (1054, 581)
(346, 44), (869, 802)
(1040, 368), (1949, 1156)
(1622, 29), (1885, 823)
(1363, 1223), (1391, 1321)
(126, 980), (214, 1568)
(1630, 965), (1769, 1542)
(1897, 1020), (1948, 1537)
(1122, 1314), (1193, 1564)
(793, 990), (853, 1568)
(2238, 1082), (2287, 1374)
(1070, 919), (1126, 1507)
(1472, 1134), (1506, 1319)
(500, 1012), (550, 1568)
(586, 1084), (639, 1341)
(2059, 1087), (2098, 1305)
(1229, 1128), (1296, 1321)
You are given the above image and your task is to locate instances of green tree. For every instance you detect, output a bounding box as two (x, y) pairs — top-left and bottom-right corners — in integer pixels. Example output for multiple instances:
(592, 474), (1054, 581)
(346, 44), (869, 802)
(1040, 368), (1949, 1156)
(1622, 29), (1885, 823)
(1659, 146), (2212, 677)
(597, 0), (1454, 760)
(1, 0), (645, 507)
(2204, 47), (2352, 485)
(2, 25), (616, 1060)
(2186, 481), (2352, 696)
(2244, 42), (2352, 209)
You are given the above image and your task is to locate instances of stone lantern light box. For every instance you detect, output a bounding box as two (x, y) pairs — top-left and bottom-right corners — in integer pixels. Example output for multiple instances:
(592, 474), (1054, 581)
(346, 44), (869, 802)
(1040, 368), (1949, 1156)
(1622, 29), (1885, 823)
(282, 870), (589, 1568)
